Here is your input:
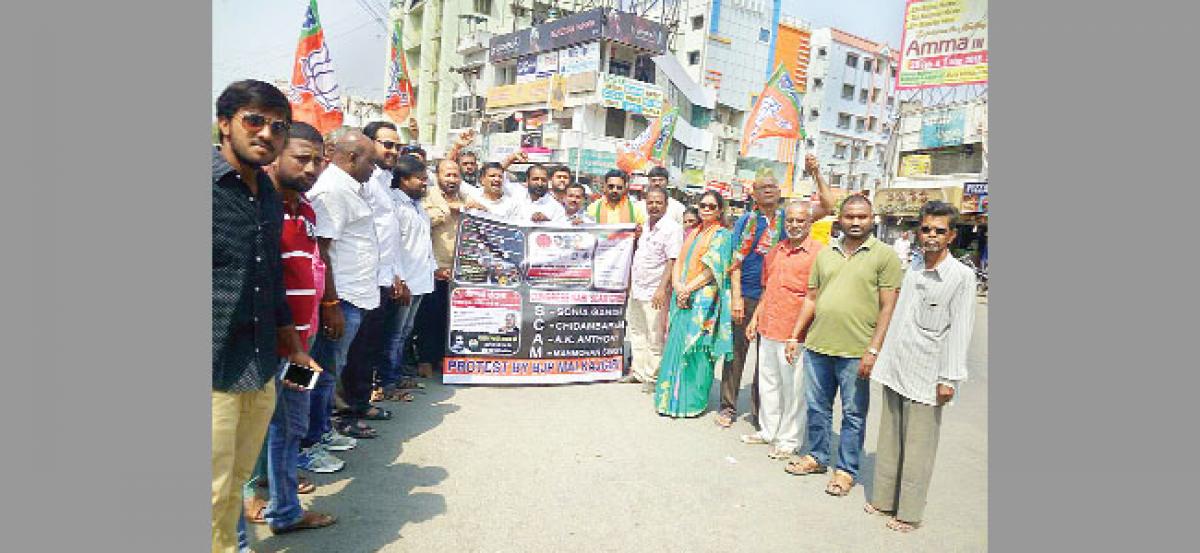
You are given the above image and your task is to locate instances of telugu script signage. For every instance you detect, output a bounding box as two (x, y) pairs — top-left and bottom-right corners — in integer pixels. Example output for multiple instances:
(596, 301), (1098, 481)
(490, 8), (667, 63)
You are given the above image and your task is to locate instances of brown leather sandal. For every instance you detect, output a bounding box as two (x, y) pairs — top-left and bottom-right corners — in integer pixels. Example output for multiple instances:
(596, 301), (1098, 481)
(825, 470), (856, 497)
(243, 496), (268, 524)
(784, 454), (828, 476)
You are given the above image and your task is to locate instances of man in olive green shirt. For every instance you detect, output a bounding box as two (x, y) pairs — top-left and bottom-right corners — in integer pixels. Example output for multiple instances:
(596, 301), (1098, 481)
(782, 195), (902, 498)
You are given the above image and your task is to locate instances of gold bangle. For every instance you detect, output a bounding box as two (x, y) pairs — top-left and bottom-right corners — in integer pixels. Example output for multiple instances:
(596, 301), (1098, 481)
(320, 300), (340, 307)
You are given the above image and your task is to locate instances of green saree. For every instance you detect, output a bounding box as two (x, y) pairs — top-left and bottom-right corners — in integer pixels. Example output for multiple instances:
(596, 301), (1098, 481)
(654, 224), (734, 417)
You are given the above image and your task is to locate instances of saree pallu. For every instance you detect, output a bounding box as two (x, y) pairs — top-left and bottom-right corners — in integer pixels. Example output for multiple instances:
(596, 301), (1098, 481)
(654, 226), (734, 417)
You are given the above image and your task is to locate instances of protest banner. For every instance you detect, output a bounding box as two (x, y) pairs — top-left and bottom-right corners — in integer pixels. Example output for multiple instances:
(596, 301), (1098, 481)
(444, 212), (637, 384)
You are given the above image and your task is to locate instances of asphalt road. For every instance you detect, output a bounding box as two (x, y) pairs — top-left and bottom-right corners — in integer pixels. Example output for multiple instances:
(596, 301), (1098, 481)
(249, 302), (987, 552)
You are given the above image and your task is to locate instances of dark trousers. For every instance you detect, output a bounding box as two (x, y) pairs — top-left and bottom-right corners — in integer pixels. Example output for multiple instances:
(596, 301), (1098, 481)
(413, 278), (450, 369)
(341, 288), (394, 414)
(720, 296), (760, 428)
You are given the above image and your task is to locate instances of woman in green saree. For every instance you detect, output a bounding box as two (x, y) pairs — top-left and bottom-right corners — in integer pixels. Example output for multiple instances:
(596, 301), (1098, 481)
(654, 191), (734, 417)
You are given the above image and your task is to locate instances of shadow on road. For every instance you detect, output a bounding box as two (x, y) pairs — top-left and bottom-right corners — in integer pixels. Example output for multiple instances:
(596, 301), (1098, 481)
(252, 382), (459, 552)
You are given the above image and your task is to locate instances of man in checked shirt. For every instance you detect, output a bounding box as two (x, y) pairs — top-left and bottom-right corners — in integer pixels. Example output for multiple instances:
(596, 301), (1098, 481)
(864, 200), (977, 533)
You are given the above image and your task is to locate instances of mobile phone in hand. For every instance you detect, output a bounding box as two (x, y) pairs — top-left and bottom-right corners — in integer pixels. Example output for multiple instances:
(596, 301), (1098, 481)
(281, 362), (319, 390)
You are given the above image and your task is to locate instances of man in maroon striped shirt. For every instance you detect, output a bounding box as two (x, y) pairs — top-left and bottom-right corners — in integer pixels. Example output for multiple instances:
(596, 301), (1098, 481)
(256, 121), (338, 535)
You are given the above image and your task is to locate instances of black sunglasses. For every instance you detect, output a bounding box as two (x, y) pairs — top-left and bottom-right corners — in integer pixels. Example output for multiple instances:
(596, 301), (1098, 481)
(919, 225), (950, 235)
(698, 202), (719, 210)
(238, 112), (290, 135)
(376, 139), (401, 151)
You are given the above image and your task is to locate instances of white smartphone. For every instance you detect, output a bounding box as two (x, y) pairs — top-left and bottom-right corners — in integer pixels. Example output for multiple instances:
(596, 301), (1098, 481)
(280, 362), (319, 390)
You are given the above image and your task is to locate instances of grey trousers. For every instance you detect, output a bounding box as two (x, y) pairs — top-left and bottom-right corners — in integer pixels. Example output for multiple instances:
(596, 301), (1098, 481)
(871, 385), (944, 524)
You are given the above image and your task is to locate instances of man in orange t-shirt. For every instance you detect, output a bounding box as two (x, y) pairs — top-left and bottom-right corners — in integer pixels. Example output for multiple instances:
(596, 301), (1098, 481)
(743, 201), (824, 459)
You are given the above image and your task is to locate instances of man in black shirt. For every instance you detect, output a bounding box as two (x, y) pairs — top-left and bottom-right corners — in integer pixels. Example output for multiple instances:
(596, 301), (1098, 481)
(211, 79), (320, 553)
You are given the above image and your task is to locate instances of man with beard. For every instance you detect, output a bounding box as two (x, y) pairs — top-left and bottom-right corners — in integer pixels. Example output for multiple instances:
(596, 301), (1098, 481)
(742, 201), (824, 461)
(301, 131), (380, 472)
(717, 155), (835, 430)
(211, 79), (319, 552)
(549, 165), (573, 205)
(412, 158), (466, 378)
(458, 151), (480, 188)
(256, 122), (337, 535)
(336, 121), (408, 435)
(864, 201), (976, 533)
(375, 155), (437, 395)
(586, 169), (644, 225)
(519, 164), (566, 224)
(783, 194), (903, 500)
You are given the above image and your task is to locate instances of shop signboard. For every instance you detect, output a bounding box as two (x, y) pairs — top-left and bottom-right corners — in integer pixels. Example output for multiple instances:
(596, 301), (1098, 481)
(920, 107), (967, 148)
(899, 154), (932, 176)
(600, 75), (664, 117)
(566, 148), (619, 176)
(486, 79), (551, 109)
(897, 0), (988, 89)
(961, 181), (988, 213)
(489, 8), (666, 63)
(559, 42), (601, 75)
(875, 187), (961, 216)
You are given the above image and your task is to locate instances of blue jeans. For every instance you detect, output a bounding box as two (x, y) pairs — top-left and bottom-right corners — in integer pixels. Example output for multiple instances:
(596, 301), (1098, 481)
(304, 301), (365, 447)
(263, 365), (311, 530)
(802, 350), (871, 478)
(381, 294), (424, 388)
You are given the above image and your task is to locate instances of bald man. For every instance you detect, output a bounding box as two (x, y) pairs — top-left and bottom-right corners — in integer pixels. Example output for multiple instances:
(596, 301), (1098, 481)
(299, 129), (382, 474)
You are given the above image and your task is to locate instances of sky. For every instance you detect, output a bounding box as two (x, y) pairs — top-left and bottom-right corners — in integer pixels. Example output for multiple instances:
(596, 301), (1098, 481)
(212, 0), (907, 111)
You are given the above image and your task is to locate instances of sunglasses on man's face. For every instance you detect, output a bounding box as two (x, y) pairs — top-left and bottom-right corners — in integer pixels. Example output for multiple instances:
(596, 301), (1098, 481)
(376, 140), (401, 151)
(919, 225), (950, 236)
(238, 112), (290, 135)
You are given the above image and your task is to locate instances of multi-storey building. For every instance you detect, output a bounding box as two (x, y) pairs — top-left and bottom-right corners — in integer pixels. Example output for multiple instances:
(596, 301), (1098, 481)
(397, 0), (597, 156)
(801, 27), (899, 193)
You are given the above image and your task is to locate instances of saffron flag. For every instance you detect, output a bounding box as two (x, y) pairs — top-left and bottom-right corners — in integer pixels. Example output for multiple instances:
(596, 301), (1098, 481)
(739, 65), (804, 157)
(616, 108), (679, 174)
(383, 20), (415, 125)
(287, 0), (343, 135)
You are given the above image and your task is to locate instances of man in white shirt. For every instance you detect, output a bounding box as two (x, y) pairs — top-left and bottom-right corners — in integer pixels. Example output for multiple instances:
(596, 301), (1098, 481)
(562, 182), (595, 225)
(464, 162), (523, 222)
(339, 121), (407, 427)
(376, 155), (437, 398)
(303, 130), (380, 467)
(518, 164), (566, 224)
(619, 186), (683, 392)
(865, 201), (976, 533)
(893, 230), (912, 270)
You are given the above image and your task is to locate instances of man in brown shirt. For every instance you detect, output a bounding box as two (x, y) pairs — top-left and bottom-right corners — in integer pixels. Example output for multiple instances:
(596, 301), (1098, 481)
(411, 158), (465, 377)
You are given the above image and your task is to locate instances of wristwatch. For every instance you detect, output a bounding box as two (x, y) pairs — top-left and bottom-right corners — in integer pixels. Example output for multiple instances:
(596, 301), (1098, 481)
(866, 347), (880, 357)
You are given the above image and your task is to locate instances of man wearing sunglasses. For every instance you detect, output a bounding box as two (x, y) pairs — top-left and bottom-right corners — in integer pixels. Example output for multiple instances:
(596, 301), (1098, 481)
(864, 201), (976, 533)
(212, 79), (321, 553)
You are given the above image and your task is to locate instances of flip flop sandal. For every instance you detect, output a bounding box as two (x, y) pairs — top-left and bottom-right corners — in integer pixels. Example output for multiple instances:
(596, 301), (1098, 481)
(886, 518), (921, 533)
(784, 455), (828, 476)
(397, 378), (426, 390)
(370, 388), (386, 402)
(714, 409), (735, 428)
(337, 421), (377, 439)
(298, 477), (317, 495)
(864, 503), (894, 516)
(358, 406), (393, 420)
(767, 447), (794, 460)
(243, 498), (268, 524)
(384, 389), (415, 402)
(270, 511), (338, 535)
